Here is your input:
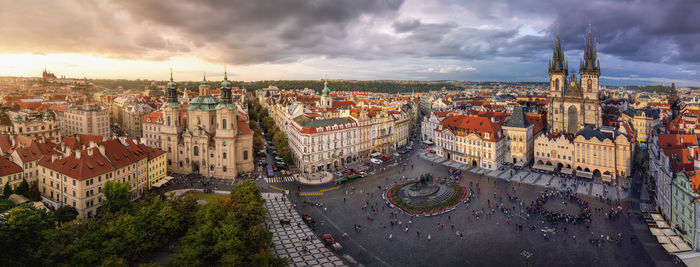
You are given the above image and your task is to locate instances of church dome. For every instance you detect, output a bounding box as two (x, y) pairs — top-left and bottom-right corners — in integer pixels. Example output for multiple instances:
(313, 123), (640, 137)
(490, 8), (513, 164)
(187, 95), (220, 111)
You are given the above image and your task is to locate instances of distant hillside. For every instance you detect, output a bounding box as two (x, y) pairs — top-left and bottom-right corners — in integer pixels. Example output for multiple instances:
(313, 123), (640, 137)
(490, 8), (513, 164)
(90, 79), (460, 94)
(625, 85), (672, 94)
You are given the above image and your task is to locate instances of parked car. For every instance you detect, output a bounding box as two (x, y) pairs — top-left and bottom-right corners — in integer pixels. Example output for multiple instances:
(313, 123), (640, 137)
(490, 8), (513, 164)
(342, 168), (353, 174)
(381, 155), (391, 160)
(275, 161), (286, 166)
(274, 156), (283, 161)
(428, 149), (435, 153)
(334, 171), (344, 177)
(406, 146), (412, 150)
(393, 152), (400, 157)
(370, 158), (383, 164)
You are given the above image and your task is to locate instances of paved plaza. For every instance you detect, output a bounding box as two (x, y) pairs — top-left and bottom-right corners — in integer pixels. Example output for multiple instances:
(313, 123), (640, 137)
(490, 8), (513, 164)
(263, 193), (348, 267)
(420, 151), (628, 200)
(279, 146), (668, 267)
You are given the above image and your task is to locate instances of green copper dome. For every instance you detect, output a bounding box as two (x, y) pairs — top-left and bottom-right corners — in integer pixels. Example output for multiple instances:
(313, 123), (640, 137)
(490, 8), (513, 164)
(187, 95), (220, 111)
(43, 111), (53, 120)
(321, 80), (331, 97)
(13, 114), (23, 122)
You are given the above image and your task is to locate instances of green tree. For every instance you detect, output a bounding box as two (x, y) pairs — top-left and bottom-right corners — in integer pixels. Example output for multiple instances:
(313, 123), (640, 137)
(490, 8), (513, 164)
(261, 117), (275, 132)
(2, 181), (12, 197)
(15, 178), (29, 197)
(0, 205), (53, 266)
(102, 181), (132, 214)
(170, 181), (285, 267)
(100, 255), (128, 267)
(0, 198), (13, 213)
(28, 181), (41, 201)
(54, 205), (79, 225)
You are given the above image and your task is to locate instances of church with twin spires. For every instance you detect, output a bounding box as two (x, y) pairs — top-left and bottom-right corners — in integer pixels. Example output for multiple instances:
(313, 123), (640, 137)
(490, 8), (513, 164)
(160, 70), (254, 179)
(547, 27), (602, 134)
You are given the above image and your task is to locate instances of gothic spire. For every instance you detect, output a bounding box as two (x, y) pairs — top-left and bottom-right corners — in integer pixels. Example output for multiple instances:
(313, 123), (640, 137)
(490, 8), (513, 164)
(549, 32), (567, 74)
(581, 25), (599, 73)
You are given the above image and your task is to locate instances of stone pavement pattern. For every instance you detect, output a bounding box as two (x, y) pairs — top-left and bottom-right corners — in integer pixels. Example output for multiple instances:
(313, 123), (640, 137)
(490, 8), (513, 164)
(263, 193), (347, 267)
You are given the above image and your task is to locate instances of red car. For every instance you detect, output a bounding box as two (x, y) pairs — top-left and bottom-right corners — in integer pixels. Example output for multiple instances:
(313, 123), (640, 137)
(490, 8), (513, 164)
(428, 149), (435, 153)
(343, 169), (352, 174)
(381, 155), (391, 160)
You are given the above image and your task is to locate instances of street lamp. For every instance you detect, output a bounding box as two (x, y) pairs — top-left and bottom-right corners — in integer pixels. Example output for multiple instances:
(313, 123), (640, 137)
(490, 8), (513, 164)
(520, 250), (532, 266)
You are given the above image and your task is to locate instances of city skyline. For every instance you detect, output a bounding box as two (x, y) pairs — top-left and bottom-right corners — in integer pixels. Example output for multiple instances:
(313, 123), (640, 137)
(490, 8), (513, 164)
(0, 0), (698, 86)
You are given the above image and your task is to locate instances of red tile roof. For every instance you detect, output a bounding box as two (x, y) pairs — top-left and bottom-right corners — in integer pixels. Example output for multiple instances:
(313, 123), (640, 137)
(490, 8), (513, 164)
(437, 114), (503, 142)
(77, 134), (103, 145)
(143, 111), (163, 124)
(525, 113), (545, 134)
(0, 156), (22, 177)
(136, 143), (166, 160)
(658, 134), (697, 150)
(332, 101), (355, 108)
(237, 115), (253, 134)
(101, 139), (138, 169)
(38, 148), (114, 180)
(13, 143), (43, 163)
(124, 139), (147, 161)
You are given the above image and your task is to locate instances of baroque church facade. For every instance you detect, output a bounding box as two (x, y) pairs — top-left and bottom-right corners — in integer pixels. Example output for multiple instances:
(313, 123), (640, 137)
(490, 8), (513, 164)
(547, 28), (602, 134)
(161, 71), (254, 179)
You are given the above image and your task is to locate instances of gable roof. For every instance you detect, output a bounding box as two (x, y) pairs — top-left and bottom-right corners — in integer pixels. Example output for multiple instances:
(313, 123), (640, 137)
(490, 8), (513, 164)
(0, 156), (22, 177)
(100, 139), (138, 169)
(38, 148), (114, 180)
(438, 114), (503, 142)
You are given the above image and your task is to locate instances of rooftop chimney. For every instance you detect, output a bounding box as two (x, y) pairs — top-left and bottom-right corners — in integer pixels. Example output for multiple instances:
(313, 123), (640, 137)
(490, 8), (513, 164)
(75, 150), (81, 159)
(681, 135), (684, 144)
(51, 154), (57, 162)
(98, 145), (106, 157)
(65, 147), (72, 157)
(87, 148), (94, 157)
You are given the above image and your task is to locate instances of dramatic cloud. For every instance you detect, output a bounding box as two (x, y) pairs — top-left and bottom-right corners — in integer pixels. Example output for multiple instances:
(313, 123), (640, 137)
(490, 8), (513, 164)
(0, 0), (698, 85)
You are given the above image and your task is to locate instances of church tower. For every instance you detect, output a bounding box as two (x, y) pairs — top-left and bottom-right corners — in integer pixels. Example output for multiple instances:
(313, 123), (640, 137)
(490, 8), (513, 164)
(198, 74), (211, 96)
(319, 79), (333, 109)
(579, 25), (600, 100)
(548, 32), (568, 99)
(214, 69), (240, 179)
(162, 70), (183, 135)
(216, 70), (238, 138)
(161, 69), (184, 171)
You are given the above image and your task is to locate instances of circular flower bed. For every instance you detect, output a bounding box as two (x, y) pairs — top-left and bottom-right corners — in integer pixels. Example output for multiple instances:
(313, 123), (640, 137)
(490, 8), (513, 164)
(386, 181), (467, 215)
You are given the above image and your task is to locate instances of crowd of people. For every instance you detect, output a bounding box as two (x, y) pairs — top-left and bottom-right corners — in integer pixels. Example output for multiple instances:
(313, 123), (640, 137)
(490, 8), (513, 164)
(526, 190), (591, 224)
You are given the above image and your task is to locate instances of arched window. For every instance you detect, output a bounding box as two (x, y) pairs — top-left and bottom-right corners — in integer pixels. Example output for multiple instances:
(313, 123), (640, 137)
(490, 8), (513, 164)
(210, 165), (214, 172)
(555, 79), (559, 91)
(222, 119), (227, 129)
(41, 126), (45, 130)
(193, 146), (199, 156)
(243, 150), (248, 160)
(587, 79), (592, 92)
(223, 166), (227, 172)
(223, 152), (227, 159)
(167, 116), (171, 126)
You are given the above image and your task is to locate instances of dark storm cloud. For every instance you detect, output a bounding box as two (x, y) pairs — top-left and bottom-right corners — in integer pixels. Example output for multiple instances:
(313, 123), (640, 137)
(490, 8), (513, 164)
(109, 0), (404, 64)
(0, 0), (697, 84)
(450, 0), (700, 64)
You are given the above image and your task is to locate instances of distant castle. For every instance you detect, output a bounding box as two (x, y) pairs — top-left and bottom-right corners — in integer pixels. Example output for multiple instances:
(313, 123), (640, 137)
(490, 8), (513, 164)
(42, 69), (57, 80)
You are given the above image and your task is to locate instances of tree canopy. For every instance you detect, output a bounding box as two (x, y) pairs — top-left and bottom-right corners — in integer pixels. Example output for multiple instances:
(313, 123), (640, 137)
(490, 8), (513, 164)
(102, 181), (132, 213)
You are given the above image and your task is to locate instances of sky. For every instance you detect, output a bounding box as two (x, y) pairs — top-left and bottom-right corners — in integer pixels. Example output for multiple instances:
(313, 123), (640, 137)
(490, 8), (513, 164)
(0, 0), (698, 86)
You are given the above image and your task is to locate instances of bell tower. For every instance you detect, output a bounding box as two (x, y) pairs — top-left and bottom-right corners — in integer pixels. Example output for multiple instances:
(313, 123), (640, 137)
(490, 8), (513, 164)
(162, 69), (183, 135)
(579, 25), (600, 100)
(549, 32), (568, 99)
